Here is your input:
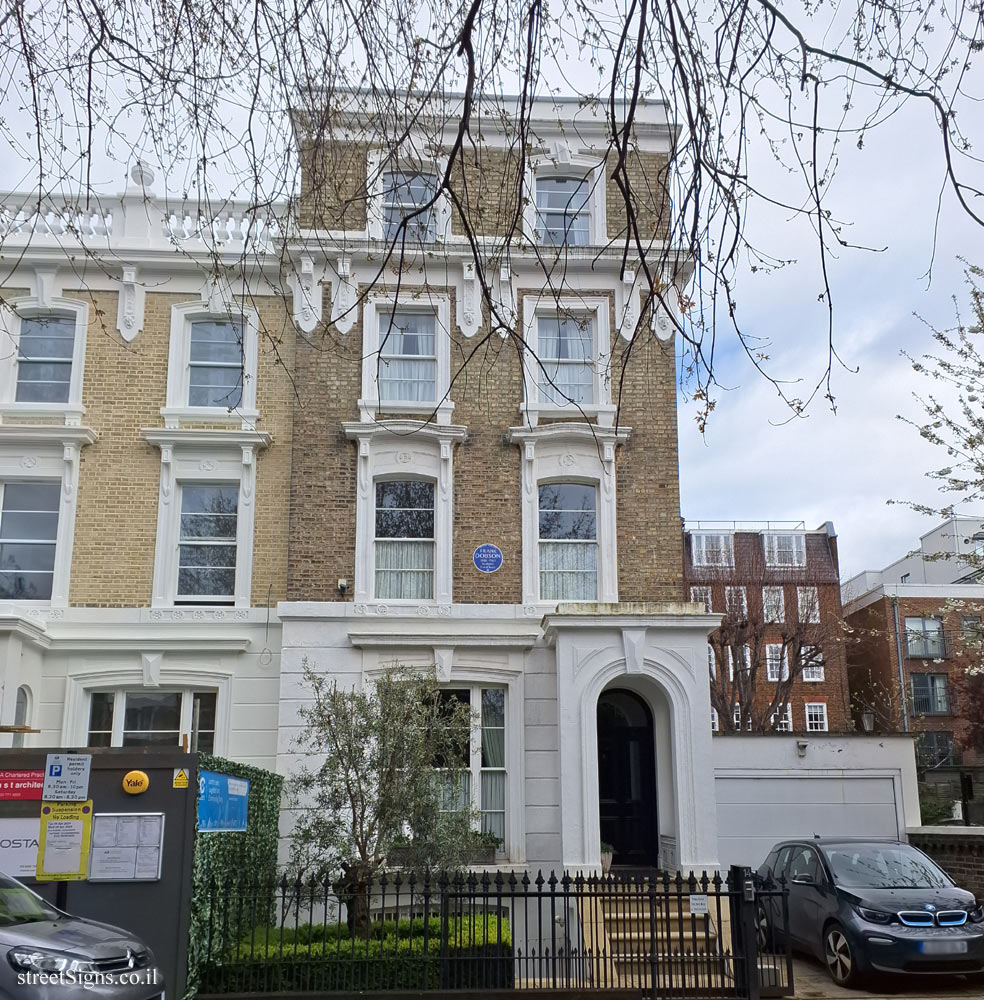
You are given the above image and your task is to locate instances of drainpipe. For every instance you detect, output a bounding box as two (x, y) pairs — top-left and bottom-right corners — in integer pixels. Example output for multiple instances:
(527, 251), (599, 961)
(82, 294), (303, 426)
(891, 595), (910, 732)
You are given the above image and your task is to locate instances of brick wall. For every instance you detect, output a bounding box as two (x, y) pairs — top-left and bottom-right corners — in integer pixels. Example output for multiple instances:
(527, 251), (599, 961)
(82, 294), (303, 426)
(286, 286), (684, 604)
(846, 594), (984, 759)
(1, 285), (294, 608)
(295, 131), (671, 243)
(909, 828), (984, 901)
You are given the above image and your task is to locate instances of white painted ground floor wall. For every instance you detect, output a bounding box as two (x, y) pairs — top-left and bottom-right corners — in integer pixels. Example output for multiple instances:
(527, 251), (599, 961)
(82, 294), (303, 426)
(712, 734), (921, 870)
(0, 607), (282, 770)
(277, 600), (722, 873)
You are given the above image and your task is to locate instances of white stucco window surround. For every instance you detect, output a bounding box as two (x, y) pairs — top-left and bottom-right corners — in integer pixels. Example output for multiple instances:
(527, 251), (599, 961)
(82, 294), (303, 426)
(344, 420), (467, 606)
(162, 300), (260, 429)
(507, 423), (629, 607)
(520, 295), (614, 428)
(0, 425), (97, 608)
(0, 293), (88, 426)
(523, 146), (607, 247)
(358, 291), (454, 424)
(63, 659), (233, 756)
(143, 428), (271, 608)
(366, 148), (451, 243)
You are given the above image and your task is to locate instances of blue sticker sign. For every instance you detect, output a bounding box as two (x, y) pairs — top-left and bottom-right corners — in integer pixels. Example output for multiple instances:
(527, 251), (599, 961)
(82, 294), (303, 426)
(473, 544), (504, 574)
(198, 770), (250, 833)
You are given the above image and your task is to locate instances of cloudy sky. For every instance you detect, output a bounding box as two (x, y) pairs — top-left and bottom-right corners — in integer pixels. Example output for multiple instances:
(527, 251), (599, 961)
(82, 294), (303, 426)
(675, 105), (982, 582)
(3, 7), (980, 584)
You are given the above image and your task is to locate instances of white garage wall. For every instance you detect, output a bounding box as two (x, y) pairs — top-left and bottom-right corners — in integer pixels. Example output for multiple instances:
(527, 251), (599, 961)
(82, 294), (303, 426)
(712, 735), (921, 870)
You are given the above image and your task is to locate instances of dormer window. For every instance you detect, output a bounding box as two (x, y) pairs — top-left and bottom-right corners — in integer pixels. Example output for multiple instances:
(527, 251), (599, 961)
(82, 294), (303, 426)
(15, 313), (76, 403)
(691, 532), (734, 568)
(763, 531), (806, 568)
(382, 171), (438, 243)
(535, 176), (590, 246)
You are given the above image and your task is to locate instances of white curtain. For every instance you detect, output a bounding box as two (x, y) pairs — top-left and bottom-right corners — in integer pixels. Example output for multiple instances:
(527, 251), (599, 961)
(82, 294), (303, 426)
(539, 541), (597, 600)
(378, 358), (437, 401)
(375, 540), (434, 599)
(538, 360), (592, 404)
(481, 772), (506, 840)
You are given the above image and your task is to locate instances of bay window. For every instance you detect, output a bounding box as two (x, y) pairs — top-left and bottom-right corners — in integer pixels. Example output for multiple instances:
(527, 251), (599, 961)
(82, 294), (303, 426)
(378, 310), (437, 403)
(375, 480), (435, 600)
(538, 482), (597, 601)
(535, 175), (590, 246)
(177, 484), (239, 603)
(382, 171), (438, 242)
(87, 689), (216, 752)
(0, 482), (60, 600)
(536, 315), (594, 406)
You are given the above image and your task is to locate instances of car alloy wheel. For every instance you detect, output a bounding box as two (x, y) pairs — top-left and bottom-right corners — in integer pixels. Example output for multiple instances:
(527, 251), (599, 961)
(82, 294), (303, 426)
(824, 924), (855, 986)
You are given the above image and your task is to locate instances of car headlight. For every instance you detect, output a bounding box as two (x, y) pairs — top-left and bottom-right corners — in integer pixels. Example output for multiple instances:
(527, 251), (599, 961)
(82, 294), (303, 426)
(854, 904), (893, 925)
(7, 947), (96, 974)
(969, 904), (984, 924)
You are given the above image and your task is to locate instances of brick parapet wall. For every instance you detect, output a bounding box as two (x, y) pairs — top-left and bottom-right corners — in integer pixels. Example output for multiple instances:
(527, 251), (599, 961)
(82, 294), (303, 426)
(908, 826), (984, 901)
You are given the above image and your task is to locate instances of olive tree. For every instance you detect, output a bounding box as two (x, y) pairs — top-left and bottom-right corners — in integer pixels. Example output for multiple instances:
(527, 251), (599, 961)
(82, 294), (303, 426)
(287, 660), (476, 934)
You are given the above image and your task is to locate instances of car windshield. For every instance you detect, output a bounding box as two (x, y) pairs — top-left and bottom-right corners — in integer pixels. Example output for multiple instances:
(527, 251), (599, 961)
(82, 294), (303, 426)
(821, 843), (951, 890)
(0, 873), (59, 926)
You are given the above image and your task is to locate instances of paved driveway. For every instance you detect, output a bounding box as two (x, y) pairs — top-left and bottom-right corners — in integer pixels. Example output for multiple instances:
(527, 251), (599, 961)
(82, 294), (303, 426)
(792, 956), (983, 998)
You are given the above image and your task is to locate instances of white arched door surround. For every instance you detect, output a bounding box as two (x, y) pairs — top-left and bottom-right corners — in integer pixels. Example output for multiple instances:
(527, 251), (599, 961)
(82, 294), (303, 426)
(543, 604), (721, 873)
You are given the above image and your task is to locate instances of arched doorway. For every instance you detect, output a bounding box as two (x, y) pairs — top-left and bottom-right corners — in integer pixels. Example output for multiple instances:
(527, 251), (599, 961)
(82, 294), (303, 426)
(597, 688), (658, 868)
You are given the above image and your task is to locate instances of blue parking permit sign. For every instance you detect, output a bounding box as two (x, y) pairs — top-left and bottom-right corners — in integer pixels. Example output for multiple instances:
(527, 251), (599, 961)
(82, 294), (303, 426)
(473, 544), (503, 574)
(197, 770), (250, 833)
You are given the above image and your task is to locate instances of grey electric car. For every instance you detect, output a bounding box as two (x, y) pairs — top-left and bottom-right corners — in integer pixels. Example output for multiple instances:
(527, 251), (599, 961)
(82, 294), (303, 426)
(0, 871), (164, 1000)
(758, 838), (984, 986)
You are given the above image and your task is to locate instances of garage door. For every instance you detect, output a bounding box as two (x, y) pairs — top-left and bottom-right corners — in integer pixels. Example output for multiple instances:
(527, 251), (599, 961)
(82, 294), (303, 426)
(715, 775), (901, 869)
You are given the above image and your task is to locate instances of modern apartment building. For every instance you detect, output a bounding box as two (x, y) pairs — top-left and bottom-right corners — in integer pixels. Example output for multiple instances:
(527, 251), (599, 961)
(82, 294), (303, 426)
(0, 172), (290, 768)
(843, 518), (984, 770)
(684, 522), (852, 734)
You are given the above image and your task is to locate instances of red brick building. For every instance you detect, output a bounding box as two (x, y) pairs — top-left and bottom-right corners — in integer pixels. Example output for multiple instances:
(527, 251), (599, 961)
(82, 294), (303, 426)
(843, 586), (984, 769)
(684, 522), (853, 733)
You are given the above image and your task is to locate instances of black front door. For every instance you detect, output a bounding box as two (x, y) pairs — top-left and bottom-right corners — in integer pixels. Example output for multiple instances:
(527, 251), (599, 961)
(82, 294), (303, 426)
(597, 689), (658, 868)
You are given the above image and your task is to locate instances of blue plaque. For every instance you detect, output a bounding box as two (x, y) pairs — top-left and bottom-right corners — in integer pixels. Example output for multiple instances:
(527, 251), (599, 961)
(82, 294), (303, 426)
(473, 544), (504, 574)
(198, 769), (250, 833)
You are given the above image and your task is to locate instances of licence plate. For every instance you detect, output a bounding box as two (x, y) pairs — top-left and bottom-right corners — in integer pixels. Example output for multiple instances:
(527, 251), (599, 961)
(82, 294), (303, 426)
(919, 940), (968, 955)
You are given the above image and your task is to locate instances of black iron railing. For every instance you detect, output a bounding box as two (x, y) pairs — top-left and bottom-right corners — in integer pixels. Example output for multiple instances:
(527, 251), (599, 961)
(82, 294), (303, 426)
(195, 866), (792, 999)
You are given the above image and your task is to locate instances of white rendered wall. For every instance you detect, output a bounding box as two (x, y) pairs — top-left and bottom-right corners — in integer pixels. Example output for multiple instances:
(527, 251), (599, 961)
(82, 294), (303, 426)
(712, 734), (921, 869)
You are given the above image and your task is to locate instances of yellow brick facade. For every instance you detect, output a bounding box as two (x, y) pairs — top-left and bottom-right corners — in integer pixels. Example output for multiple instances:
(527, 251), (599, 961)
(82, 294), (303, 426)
(1, 285), (294, 608)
